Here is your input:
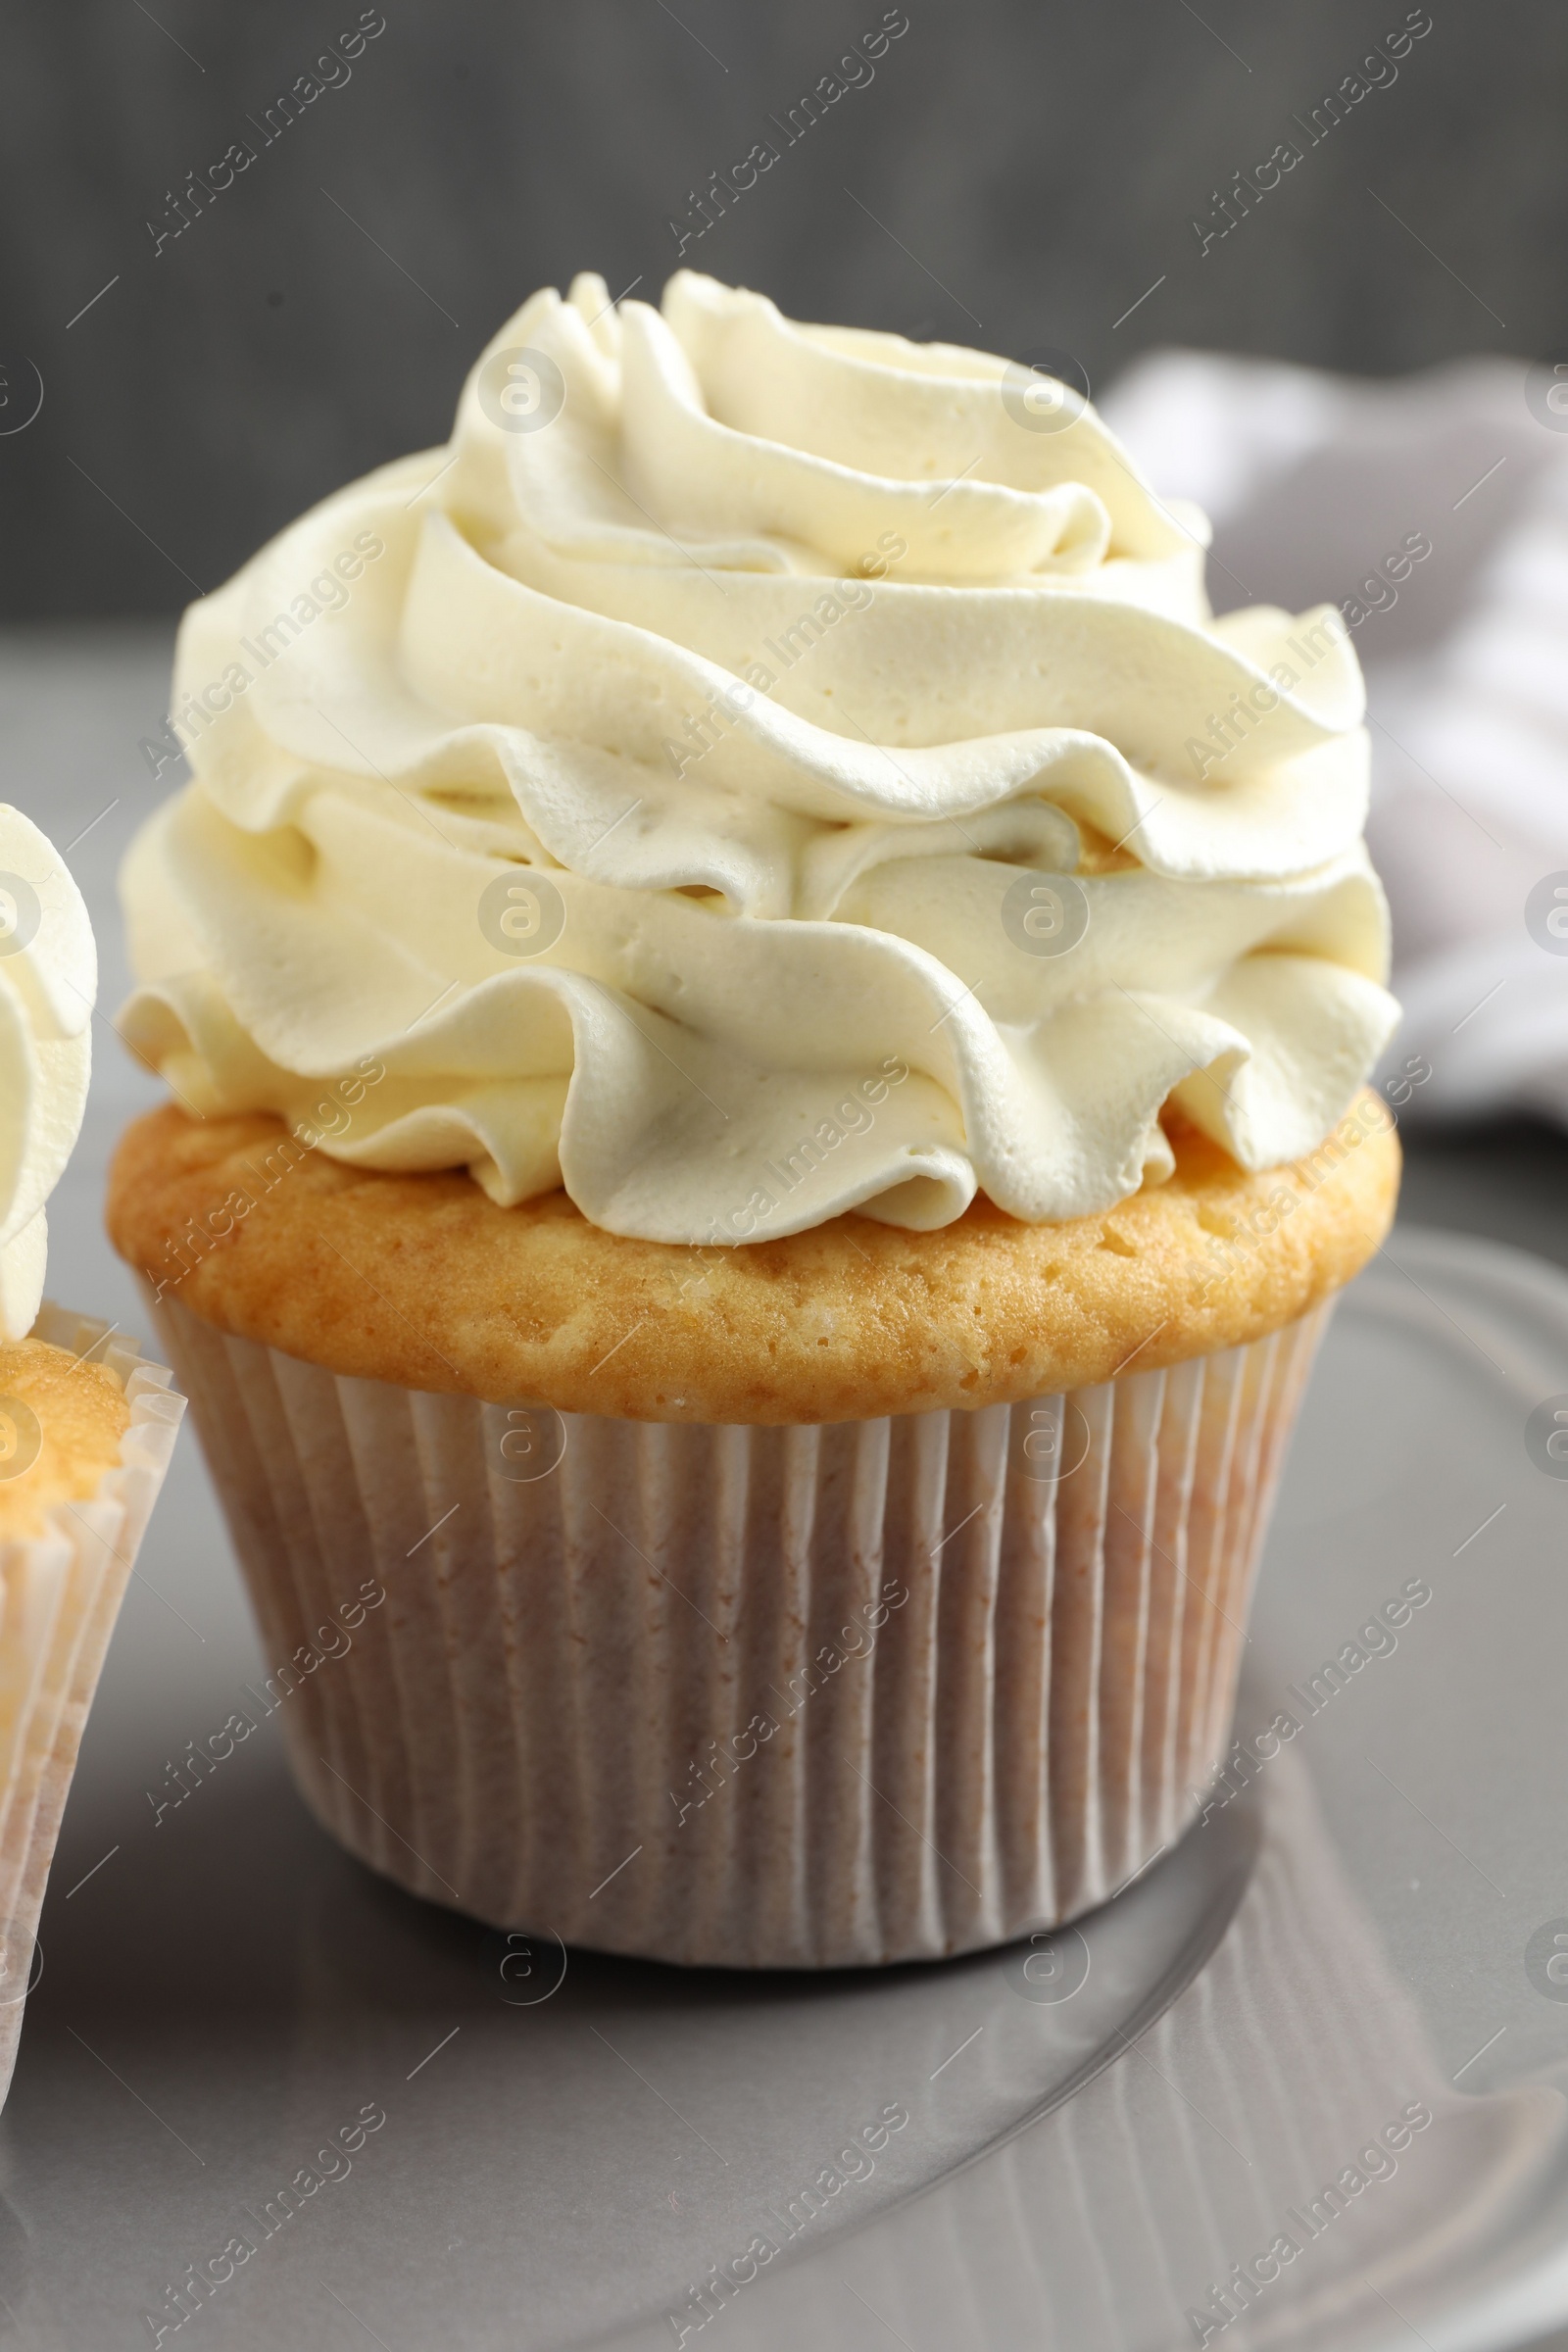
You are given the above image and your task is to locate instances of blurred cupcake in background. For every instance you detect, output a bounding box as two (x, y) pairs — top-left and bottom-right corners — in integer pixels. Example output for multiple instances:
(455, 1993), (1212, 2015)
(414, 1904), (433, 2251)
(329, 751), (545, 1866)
(109, 272), (1396, 1968)
(0, 805), (183, 2095)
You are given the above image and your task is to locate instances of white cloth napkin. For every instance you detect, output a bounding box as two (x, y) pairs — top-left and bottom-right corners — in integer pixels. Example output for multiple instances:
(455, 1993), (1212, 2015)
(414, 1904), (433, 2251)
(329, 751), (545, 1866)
(1101, 350), (1568, 1126)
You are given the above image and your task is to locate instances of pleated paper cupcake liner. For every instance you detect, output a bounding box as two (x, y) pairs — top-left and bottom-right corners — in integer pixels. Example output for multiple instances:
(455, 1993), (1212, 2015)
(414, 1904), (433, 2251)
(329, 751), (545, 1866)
(0, 1306), (185, 2106)
(145, 1285), (1327, 1970)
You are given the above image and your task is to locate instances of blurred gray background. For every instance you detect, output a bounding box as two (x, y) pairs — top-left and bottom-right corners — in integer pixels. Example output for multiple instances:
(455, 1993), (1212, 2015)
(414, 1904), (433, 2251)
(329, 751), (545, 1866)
(1, 0), (1562, 619)
(5, 0), (1568, 1231)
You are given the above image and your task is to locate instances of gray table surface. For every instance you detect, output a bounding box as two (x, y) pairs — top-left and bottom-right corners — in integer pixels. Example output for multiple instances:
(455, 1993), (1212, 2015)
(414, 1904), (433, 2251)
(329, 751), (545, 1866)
(1, 626), (1565, 2351)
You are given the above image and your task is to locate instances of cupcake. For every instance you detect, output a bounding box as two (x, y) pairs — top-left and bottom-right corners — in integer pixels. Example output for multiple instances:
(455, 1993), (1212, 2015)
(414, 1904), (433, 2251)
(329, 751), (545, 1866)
(108, 272), (1398, 1968)
(0, 806), (183, 2095)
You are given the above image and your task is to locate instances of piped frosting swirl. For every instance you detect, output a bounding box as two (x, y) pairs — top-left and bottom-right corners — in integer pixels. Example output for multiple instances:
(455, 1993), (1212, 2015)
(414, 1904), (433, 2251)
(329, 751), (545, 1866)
(121, 270), (1397, 1242)
(0, 807), (94, 1335)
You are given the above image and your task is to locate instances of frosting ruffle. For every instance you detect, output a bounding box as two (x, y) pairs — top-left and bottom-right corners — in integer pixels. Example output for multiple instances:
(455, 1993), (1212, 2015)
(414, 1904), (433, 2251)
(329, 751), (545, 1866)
(0, 807), (94, 1334)
(120, 271), (1398, 1242)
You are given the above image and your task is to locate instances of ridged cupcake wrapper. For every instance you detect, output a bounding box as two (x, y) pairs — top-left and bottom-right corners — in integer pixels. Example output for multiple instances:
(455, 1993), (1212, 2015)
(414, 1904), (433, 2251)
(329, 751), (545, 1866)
(0, 1306), (185, 2103)
(145, 1287), (1328, 1970)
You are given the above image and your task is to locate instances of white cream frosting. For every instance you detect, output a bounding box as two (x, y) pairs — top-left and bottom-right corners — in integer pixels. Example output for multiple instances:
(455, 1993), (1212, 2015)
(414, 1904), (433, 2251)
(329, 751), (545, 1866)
(0, 808), (94, 1335)
(120, 271), (1398, 1242)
